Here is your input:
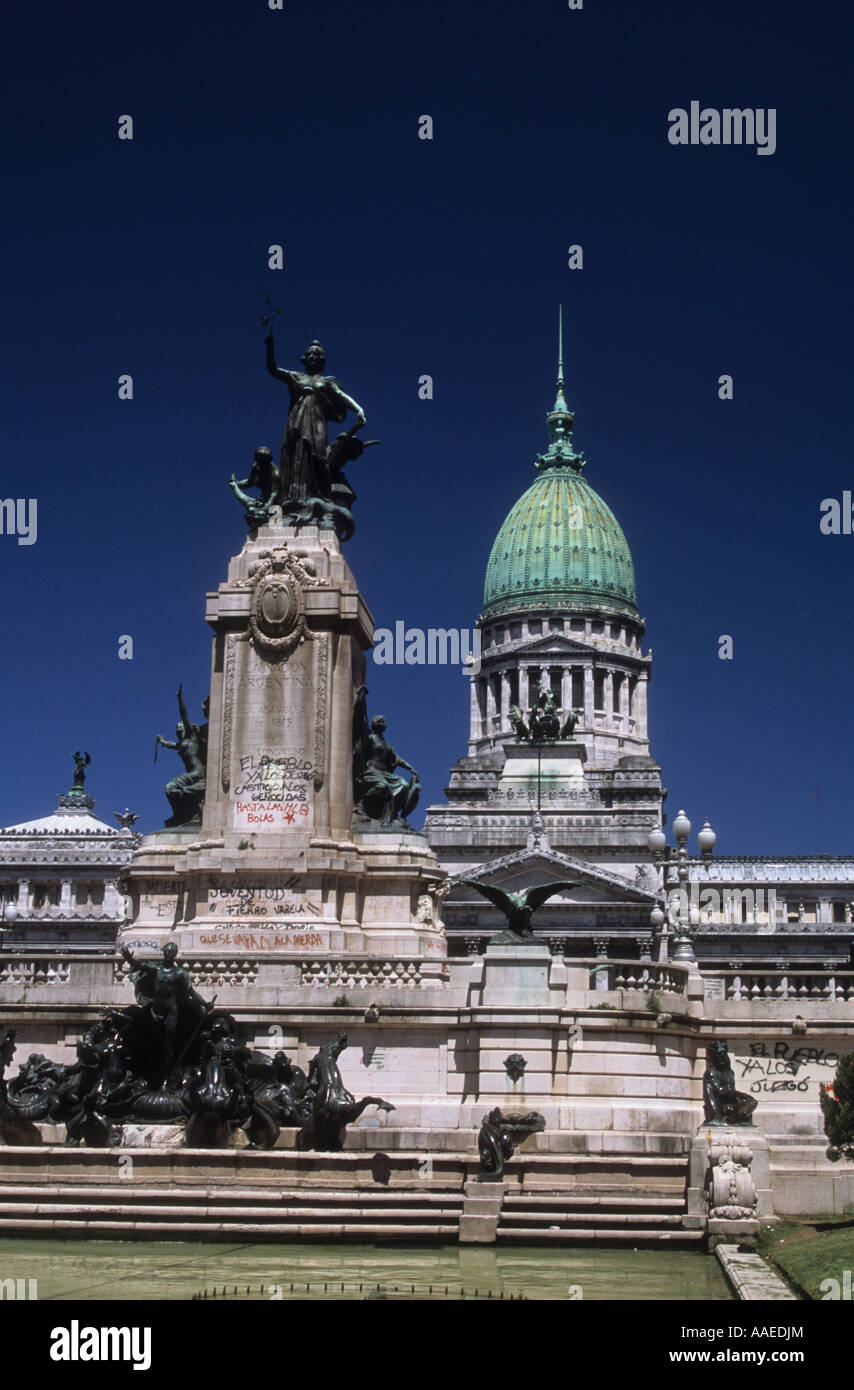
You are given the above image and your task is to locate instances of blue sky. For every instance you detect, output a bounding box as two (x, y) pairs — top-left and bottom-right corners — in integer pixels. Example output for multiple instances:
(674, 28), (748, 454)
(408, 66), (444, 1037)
(2, 0), (852, 853)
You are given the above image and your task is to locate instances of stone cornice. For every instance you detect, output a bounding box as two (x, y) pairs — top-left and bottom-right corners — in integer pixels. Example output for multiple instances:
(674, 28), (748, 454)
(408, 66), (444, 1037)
(446, 846), (657, 902)
(693, 854), (854, 865)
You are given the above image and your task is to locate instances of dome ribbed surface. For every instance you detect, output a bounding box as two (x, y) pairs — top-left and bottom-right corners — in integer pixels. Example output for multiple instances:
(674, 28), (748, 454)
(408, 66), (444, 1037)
(482, 469), (638, 619)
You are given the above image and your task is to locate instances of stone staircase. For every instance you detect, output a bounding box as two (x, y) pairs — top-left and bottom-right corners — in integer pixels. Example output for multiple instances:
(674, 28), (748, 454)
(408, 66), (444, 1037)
(0, 1142), (696, 1245)
(498, 1191), (697, 1243)
(495, 1152), (699, 1244)
(0, 1183), (466, 1241)
(0, 1148), (467, 1242)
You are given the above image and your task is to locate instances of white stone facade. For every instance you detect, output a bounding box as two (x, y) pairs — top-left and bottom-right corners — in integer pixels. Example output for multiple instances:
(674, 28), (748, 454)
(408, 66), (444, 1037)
(0, 793), (135, 950)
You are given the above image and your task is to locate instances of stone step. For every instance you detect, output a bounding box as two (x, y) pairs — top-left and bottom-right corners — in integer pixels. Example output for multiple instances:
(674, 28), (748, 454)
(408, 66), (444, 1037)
(769, 1147), (836, 1166)
(0, 1145), (689, 1165)
(514, 1182), (686, 1197)
(506, 1154), (688, 1167)
(768, 1135), (827, 1147)
(502, 1193), (684, 1209)
(0, 1185), (465, 1205)
(0, 1217), (460, 1240)
(496, 1226), (704, 1243)
(0, 1201), (464, 1222)
(499, 1211), (684, 1227)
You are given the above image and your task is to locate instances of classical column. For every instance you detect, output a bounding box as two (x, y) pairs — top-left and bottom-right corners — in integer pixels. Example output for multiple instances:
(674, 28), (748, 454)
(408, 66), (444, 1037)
(520, 665), (532, 714)
(633, 672), (649, 739)
(478, 676), (489, 740)
(500, 669), (511, 731)
(14, 880), (29, 913)
(584, 665), (594, 724)
(485, 673), (497, 734)
(561, 667), (571, 718)
(468, 675), (481, 747)
(60, 879), (73, 913)
(612, 671), (622, 722)
(604, 670), (614, 722)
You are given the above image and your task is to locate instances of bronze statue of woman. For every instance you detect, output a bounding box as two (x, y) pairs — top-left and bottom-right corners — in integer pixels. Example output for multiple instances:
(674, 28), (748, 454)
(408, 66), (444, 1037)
(71, 751), (91, 789)
(352, 688), (421, 827)
(265, 332), (366, 514)
(155, 687), (207, 827)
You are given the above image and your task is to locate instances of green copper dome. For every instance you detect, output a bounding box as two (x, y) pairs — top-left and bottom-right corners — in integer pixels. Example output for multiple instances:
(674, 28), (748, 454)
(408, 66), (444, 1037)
(482, 316), (638, 621)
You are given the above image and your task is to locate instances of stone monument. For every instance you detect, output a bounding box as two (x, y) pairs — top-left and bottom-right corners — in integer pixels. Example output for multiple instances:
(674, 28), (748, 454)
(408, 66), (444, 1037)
(122, 321), (446, 974)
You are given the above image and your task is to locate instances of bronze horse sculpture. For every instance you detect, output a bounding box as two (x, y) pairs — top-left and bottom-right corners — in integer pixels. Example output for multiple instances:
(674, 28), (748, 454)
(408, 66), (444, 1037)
(296, 1034), (394, 1152)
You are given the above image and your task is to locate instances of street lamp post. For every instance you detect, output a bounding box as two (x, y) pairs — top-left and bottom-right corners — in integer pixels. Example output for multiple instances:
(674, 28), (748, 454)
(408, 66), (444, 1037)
(647, 811), (717, 964)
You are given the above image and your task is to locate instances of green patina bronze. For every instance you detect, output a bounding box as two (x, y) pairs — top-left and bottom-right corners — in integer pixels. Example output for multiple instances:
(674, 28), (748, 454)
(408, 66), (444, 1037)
(482, 310), (638, 621)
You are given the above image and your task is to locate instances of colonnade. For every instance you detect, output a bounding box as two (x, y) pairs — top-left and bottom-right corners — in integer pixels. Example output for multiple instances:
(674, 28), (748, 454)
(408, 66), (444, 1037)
(470, 661), (649, 745)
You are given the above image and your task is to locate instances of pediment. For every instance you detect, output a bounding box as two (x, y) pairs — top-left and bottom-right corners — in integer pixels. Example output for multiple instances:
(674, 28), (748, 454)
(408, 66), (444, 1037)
(447, 847), (657, 905)
(496, 634), (595, 659)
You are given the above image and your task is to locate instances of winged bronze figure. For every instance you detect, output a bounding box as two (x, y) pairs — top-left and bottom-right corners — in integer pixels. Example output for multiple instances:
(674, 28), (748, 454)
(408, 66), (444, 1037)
(459, 879), (577, 944)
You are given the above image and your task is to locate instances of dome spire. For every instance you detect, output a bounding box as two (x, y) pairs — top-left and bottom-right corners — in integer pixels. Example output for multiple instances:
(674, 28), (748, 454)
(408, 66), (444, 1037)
(554, 303), (569, 413)
(537, 305), (585, 473)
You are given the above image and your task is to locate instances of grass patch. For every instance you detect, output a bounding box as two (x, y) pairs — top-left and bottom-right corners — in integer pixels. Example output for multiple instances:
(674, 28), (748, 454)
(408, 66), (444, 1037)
(758, 1216), (854, 1299)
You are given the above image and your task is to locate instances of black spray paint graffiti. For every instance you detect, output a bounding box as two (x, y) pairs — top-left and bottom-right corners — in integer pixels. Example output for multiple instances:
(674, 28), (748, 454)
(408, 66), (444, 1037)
(737, 1041), (840, 1095)
(235, 754), (313, 801)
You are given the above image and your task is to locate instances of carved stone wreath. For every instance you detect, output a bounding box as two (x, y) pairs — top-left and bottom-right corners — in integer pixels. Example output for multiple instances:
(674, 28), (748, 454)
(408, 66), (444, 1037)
(247, 548), (327, 657)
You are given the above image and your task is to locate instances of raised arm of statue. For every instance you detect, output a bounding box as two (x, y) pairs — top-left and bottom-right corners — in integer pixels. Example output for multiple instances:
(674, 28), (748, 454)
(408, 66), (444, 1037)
(176, 685), (191, 733)
(265, 333), (297, 389)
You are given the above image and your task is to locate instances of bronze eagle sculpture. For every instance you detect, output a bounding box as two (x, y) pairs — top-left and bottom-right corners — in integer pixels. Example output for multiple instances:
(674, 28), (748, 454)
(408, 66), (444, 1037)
(458, 880), (577, 944)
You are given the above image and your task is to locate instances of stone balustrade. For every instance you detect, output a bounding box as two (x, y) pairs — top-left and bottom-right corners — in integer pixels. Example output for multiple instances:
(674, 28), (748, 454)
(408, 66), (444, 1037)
(600, 960), (690, 995)
(300, 959), (426, 989)
(0, 951), (689, 999)
(112, 958), (260, 989)
(0, 951), (439, 998)
(712, 970), (854, 1002)
(4, 953), (854, 1013)
(0, 956), (73, 987)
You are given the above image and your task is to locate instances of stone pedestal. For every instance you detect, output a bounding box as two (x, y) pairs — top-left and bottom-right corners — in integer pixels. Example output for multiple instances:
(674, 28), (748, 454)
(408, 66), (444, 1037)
(684, 1123), (773, 1243)
(495, 740), (589, 804)
(459, 1178), (508, 1244)
(480, 944), (556, 1008)
(202, 522), (366, 847)
(122, 522), (447, 968)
